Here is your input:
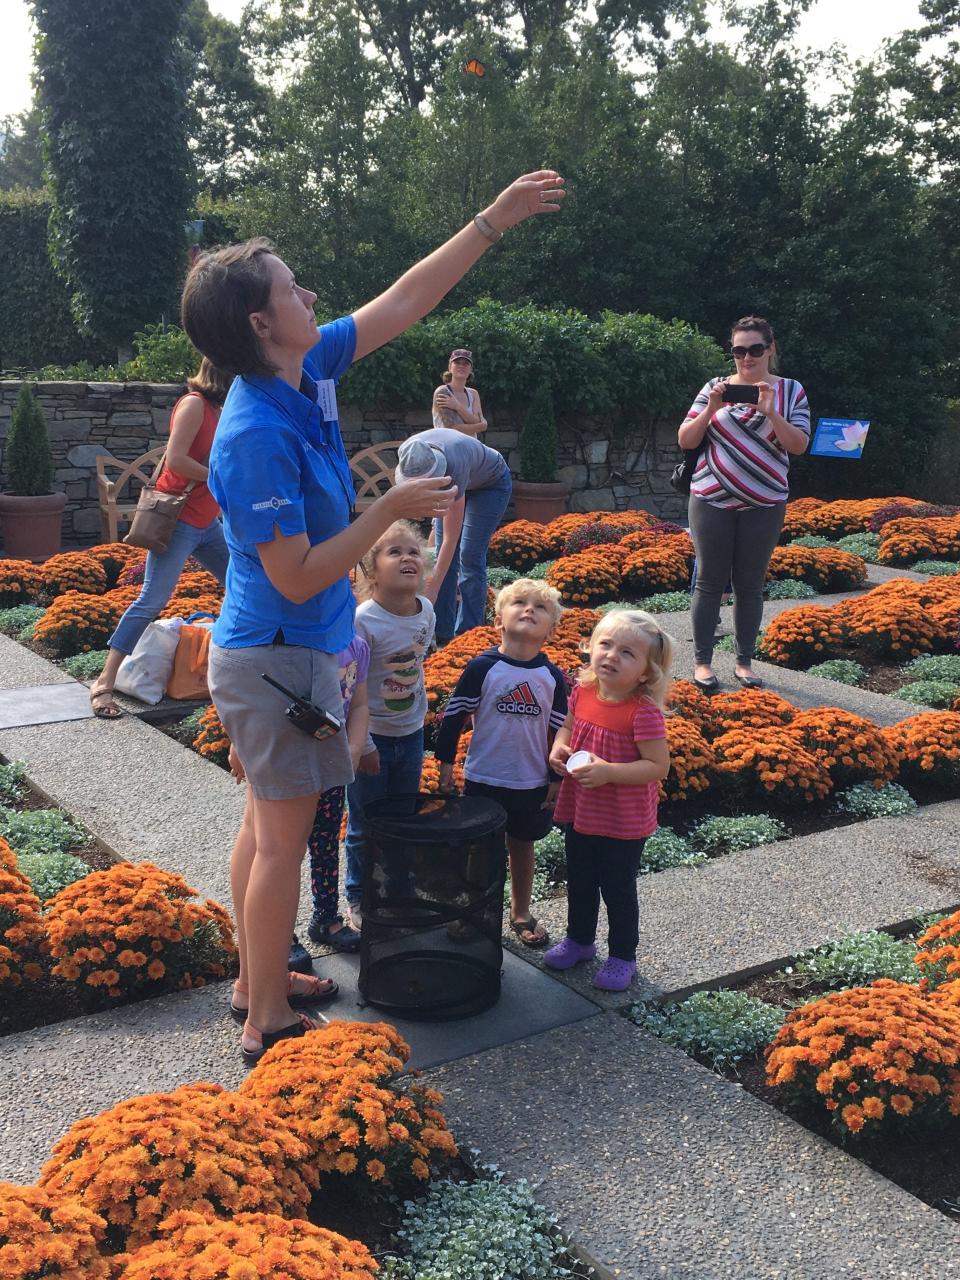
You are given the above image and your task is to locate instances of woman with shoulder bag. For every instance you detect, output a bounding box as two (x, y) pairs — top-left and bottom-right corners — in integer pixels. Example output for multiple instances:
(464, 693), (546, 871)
(179, 170), (565, 1066)
(89, 358), (232, 719)
(677, 316), (810, 693)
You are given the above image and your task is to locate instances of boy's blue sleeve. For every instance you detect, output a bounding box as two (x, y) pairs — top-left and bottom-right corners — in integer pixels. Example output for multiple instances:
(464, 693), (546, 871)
(306, 316), (357, 382)
(548, 662), (569, 732)
(435, 655), (490, 764)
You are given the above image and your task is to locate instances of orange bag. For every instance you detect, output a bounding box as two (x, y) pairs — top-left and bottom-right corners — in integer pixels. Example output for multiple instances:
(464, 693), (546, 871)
(166, 617), (214, 700)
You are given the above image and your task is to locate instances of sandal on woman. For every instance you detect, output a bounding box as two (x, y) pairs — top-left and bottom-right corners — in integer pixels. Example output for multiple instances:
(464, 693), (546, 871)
(230, 972), (339, 1022)
(90, 687), (124, 719)
(241, 1011), (323, 1067)
(509, 915), (549, 948)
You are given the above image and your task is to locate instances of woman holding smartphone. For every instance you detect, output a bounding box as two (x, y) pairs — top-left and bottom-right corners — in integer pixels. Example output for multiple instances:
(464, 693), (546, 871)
(677, 316), (810, 693)
(179, 170), (565, 1065)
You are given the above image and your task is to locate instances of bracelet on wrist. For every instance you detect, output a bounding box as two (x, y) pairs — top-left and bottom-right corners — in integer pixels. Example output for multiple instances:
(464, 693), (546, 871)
(473, 212), (503, 243)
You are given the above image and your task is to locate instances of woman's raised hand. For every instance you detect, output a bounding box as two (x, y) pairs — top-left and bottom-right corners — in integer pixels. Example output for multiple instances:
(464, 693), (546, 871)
(756, 381), (777, 416)
(707, 379), (728, 414)
(486, 170), (566, 232)
(388, 475), (457, 520)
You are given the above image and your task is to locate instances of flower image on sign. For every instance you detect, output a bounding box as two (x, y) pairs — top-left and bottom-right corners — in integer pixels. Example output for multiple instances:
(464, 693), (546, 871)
(810, 418), (871, 459)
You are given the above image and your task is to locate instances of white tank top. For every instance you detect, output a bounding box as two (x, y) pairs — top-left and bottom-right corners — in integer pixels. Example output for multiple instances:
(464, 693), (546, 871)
(433, 386), (475, 430)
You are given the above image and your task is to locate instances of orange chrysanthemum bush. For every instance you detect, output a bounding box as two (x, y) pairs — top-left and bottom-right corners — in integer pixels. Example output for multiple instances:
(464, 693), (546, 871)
(166, 569), (224, 600)
(84, 543), (142, 589)
(44, 862), (236, 1001)
(767, 545), (867, 593)
(33, 592), (118, 657)
(600, 509), (658, 533)
(764, 980), (960, 1136)
(876, 530), (939, 566)
(842, 594), (945, 658)
(665, 680), (722, 739)
(779, 502), (821, 543)
(878, 516), (960, 563)
(160, 592), (222, 620)
(240, 1022), (458, 1190)
(882, 712), (960, 789)
(38, 1083), (317, 1251)
(540, 512), (593, 557)
(805, 498), (905, 539)
(758, 605), (845, 668)
(0, 1181), (110, 1280)
(620, 546), (689, 597)
(487, 520), (548, 571)
(787, 707), (898, 789)
(914, 909), (960, 991)
(710, 689), (795, 739)
(0, 559), (43, 609)
(192, 705), (230, 767)
(39, 552), (107, 600)
(661, 717), (715, 802)
(101, 585), (143, 617)
(547, 552), (621, 607)
(618, 528), (660, 553)
(0, 834), (16, 871)
(552, 606), (601, 648)
(114, 1210), (377, 1280)
(713, 726), (832, 806)
(0, 862), (45, 988)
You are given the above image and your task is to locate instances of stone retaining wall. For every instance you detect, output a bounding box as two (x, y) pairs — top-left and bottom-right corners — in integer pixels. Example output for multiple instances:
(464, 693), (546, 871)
(0, 380), (686, 547)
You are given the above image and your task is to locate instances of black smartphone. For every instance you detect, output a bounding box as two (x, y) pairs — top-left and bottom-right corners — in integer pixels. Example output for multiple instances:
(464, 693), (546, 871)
(261, 673), (342, 741)
(721, 383), (760, 405)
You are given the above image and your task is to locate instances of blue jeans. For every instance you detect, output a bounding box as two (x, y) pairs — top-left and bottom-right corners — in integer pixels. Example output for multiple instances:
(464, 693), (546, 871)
(433, 471), (512, 640)
(109, 517), (229, 655)
(344, 728), (424, 905)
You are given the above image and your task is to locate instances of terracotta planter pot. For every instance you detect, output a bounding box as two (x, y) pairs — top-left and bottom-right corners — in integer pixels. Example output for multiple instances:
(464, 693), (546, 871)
(510, 480), (570, 525)
(0, 492), (67, 562)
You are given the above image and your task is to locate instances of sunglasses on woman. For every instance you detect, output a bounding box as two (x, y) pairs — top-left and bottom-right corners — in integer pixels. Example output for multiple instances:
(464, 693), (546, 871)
(731, 343), (769, 359)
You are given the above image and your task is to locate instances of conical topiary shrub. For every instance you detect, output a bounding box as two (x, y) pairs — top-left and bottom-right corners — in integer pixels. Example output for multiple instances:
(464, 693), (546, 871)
(518, 380), (558, 483)
(6, 383), (54, 496)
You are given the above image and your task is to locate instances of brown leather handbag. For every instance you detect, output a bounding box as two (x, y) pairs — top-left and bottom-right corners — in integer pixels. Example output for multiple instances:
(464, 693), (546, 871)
(123, 453), (196, 554)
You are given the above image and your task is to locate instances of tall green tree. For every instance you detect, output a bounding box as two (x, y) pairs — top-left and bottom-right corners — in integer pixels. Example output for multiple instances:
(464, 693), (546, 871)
(32, 0), (193, 357)
(0, 109), (44, 191)
(182, 0), (271, 195)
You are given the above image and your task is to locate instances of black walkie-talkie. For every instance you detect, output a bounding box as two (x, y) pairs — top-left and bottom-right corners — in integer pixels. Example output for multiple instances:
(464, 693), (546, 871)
(261, 673), (342, 741)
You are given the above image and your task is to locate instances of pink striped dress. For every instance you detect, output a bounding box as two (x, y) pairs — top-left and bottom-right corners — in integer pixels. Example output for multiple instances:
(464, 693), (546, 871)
(553, 684), (666, 839)
(686, 377), (810, 509)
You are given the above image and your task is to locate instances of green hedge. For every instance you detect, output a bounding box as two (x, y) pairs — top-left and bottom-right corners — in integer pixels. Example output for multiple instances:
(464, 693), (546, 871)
(0, 192), (110, 371)
(338, 300), (723, 420)
(28, 299), (722, 422)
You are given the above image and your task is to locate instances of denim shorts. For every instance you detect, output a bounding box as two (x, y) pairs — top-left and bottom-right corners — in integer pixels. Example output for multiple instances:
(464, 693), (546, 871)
(464, 779), (553, 842)
(208, 642), (353, 801)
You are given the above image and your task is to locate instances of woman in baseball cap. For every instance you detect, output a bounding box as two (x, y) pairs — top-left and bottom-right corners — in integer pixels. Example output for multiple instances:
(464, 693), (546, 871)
(396, 426), (511, 642)
(432, 349), (487, 436)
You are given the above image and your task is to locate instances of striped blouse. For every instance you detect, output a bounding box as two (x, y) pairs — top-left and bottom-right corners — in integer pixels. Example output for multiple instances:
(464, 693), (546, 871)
(686, 377), (810, 510)
(553, 684), (665, 840)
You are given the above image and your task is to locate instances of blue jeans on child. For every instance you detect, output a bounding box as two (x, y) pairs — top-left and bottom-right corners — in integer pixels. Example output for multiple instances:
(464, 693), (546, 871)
(108, 517), (229, 655)
(344, 728), (424, 906)
(433, 471), (512, 640)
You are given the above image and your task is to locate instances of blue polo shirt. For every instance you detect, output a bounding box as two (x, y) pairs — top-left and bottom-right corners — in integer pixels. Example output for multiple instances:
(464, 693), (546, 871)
(208, 315), (357, 652)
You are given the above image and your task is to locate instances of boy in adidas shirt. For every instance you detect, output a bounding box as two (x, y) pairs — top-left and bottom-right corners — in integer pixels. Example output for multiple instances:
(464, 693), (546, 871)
(437, 579), (568, 947)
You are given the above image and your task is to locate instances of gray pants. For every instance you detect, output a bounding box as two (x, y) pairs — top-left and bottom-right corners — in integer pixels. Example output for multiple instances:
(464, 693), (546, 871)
(688, 495), (786, 665)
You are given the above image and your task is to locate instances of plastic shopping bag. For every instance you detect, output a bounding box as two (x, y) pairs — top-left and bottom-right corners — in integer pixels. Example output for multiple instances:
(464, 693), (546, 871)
(114, 618), (185, 705)
(166, 613), (216, 700)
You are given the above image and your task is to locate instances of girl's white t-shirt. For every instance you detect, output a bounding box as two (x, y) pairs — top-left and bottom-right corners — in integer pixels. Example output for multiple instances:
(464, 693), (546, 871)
(355, 596), (436, 738)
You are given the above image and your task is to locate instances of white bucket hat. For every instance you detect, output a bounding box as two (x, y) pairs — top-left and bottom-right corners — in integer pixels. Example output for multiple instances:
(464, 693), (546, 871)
(396, 437), (448, 482)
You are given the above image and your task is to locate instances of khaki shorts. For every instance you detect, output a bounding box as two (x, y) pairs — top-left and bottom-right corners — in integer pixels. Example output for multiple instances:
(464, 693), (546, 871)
(208, 642), (353, 801)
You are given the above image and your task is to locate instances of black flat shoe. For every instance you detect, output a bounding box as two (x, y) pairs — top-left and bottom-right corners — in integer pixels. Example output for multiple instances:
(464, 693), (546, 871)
(692, 675), (720, 693)
(735, 673), (763, 689)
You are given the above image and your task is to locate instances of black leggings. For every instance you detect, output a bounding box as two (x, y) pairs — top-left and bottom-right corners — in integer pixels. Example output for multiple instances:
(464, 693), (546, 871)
(565, 828), (645, 961)
(688, 494), (786, 665)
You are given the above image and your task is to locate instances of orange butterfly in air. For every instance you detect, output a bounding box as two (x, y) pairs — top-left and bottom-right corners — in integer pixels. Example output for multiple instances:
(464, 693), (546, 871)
(464, 58), (486, 78)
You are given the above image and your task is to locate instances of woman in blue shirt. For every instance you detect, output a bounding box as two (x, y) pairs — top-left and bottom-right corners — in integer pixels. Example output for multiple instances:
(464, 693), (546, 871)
(180, 170), (566, 1065)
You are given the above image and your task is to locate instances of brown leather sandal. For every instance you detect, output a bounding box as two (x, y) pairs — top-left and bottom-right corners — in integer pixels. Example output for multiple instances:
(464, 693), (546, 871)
(509, 915), (550, 948)
(230, 972), (339, 1022)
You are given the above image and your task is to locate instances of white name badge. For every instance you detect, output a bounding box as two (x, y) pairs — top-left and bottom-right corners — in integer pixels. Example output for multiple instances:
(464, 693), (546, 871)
(317, 379), (339, 422)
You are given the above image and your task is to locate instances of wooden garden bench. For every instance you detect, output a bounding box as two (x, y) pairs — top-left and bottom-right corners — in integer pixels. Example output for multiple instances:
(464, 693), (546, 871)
(96, 446), (166, 543)
(349, 439), (405, 511)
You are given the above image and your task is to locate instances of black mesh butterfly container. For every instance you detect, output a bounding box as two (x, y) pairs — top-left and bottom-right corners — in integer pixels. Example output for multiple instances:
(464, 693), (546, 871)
(358, 793), (507, 1020)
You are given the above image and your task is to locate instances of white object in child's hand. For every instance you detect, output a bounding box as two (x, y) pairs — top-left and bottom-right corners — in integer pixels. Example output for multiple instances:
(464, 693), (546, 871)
(567, 750), (594, 772)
